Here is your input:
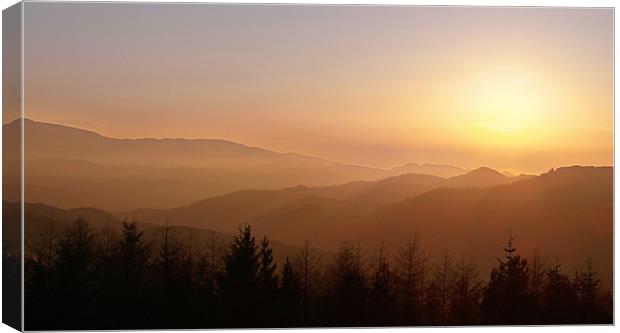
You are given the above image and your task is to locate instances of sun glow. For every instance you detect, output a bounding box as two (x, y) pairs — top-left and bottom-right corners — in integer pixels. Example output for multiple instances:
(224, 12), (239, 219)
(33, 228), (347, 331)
(457, 66), (555, 147)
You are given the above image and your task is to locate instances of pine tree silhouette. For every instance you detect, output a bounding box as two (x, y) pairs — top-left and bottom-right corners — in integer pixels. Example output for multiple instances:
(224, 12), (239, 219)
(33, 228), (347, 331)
(152, 224), (192, 327)
(193, 233), (226, 326)
(395, 234), (429, 325)
(480, 232), (530, 324)
(323, 242), (366, 326)
(22, 219), (613, 328)
(217, 224), (260, 327)
(573, 258), (610, 323)
(295, 239), (321, 324)
(113, 221), (151, 328)
(53, 218), (96, 329)
(257, 236), (278, 326)
(528, 248), (546, 323)
(367, 242), (396, 325)
(449, 258), (481, 325)
(540, 257), (576, 324)
(431, 250), (454, 325)
(279, 257), (302, 326)
(25, 215), (59, 329)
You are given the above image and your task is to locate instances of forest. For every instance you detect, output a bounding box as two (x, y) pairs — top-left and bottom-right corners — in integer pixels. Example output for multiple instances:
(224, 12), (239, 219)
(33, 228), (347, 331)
(21, 218), (612, 330)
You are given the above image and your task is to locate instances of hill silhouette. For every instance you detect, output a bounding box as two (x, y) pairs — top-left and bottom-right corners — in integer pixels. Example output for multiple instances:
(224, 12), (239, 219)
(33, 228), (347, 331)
(120, 167), (528, 229)
(5, 201), (301, 266)
(118, 166), (611, 287)
(357, 166), (612, 287)
(447, 167), (514, 187)
(390, 162), (467, 178)
(4, 119), (475, 210)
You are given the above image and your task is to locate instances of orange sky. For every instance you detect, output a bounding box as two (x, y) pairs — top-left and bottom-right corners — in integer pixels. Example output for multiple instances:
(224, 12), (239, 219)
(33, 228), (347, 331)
(22, 4), (613, 174)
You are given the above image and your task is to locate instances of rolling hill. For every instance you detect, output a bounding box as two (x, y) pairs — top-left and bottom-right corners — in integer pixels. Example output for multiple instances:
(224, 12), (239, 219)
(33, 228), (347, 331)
(4, 201), (302, 266)
(119, 166), (612, 286)
(4, 119), (473, 210)
(117, 168), (532, 243)
(354, 166), (613, 287)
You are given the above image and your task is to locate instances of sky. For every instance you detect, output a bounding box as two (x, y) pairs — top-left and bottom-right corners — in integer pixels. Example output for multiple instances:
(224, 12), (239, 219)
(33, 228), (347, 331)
(22, 3), (613, 174)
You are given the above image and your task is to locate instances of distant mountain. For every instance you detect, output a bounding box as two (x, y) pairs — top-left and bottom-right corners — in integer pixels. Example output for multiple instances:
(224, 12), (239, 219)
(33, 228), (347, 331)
(10, 165), (612, 287)
(5, 201), (301, 265)
(120, 166), (536, 236)
(356, 166), (612, 287)
(4, 119), (470, 210)
(4, 118), (333, 170)
(390, 162), (468, 178)
(118, 166), (612, 286)
(119, 185), (317, 233)
(446, 166), (513, 187)
(10, 158), (355, 211)
(313, 173), (446, 207)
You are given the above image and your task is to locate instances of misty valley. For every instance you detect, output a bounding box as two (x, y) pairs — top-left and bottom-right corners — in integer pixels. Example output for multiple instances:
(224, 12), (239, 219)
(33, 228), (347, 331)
(2, 119), (613, 329)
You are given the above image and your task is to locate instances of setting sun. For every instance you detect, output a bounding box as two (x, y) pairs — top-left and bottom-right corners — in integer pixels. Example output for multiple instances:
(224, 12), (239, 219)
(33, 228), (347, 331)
(451, 65), (556, 147)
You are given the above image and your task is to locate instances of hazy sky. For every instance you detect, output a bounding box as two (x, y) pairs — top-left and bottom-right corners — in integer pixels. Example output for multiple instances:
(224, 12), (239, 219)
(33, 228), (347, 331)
(23, 3), (613, 173)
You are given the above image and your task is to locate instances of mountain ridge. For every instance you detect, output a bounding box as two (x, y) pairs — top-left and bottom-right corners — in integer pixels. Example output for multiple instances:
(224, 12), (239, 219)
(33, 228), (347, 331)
(11, 165), (610, 287)
(5, 118), (466, 173)
(117, 165), (542, 235)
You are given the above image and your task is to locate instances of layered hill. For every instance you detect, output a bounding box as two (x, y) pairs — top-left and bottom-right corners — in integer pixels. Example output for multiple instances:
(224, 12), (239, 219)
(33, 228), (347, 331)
(11, 165), (612, 286)
(4, 201), (301, 266)
(355, 166), (613, 286)
(120, 166), (530, 232)
(4, 119), (472, 210)
(119, 166), (612, 286)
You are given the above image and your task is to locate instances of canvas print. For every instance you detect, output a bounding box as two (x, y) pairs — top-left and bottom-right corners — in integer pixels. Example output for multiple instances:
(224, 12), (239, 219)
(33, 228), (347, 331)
(2, 2), (614, 330)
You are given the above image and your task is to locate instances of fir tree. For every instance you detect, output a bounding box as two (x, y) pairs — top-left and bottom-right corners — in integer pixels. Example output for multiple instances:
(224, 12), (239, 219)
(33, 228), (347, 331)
(449, 258), (481, 325)
(294, 239), (321, 324)
(257, 236), (278, 325)
(152, 224), (191, 327)
(573, 258), (610, 323)
(480, 232), (530, 324)
(323, 242), (366, 326)
(367, 242), (396, 325)
(432, 250), (454, 325)
(395, 234), (429, 325)
(279, 257), (302, 326)
(114, 221), (151, 328)
(540, 258), (576, 324)
(53, 218), (96, 329)
(528, 248), (546, 323)
(217, 224), (260, 326)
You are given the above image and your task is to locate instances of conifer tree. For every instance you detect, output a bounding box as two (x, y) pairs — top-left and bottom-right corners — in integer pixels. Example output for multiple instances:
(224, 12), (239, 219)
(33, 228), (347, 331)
(279, 257), (302, 326)
(53, 218), (96, 329)
(323, 242), (366, 326)
(258, 237), (278, 291)
(217, 224), (260, 326)
(395, 234), (429, 325)
(113, 221), (151, 328)
(153, 224), (190, 327)
(528, 248), (546, 323)
(432, 250), (454, 325)
(257, 236), (278, 325)
(367, 242), (395, 325)
(449, 258), (481, 325)
(193, 233), (226, 326)
(295, 239), (321, 324)
(573, 258), (609, 323)
(93, 221), (118, 326)
(541, 258), (576, 324)
(25, 216), (59, 329)
(480, 232), (530, 324)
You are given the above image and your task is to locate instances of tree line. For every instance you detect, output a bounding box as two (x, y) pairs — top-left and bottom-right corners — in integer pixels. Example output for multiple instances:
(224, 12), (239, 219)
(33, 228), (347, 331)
(23, 219), (612, 330)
